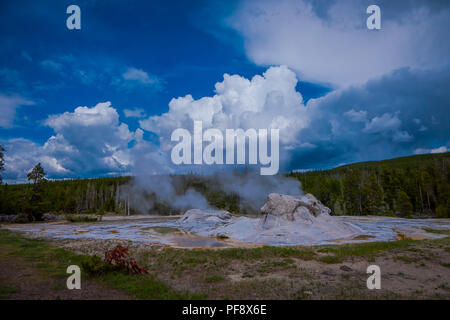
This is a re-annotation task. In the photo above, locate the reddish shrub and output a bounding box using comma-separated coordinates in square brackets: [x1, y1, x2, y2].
[104, 245, 148, 275]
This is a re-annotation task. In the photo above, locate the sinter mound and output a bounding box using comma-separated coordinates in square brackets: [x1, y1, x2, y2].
[178, 193, 361, 245]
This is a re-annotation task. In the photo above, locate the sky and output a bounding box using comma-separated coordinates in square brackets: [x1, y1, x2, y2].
[0, 0, 449, 183]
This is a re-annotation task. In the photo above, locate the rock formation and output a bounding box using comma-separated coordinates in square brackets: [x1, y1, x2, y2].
[178, 209, 232, 233]
[259, 193, 331, 228]
[255, 193, 361, 243]
[177, 193, 362, 245]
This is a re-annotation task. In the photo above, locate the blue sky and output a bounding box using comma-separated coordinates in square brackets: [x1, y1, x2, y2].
[0, 0, 449, 182]
[0, 0, 328, 142]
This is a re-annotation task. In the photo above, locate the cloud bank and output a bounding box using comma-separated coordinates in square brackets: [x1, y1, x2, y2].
[2, 65, 448, 183]
[228, 0, 450, 87]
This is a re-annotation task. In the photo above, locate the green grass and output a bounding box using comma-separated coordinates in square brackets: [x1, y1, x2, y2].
[293, 286, 312, 300]
[205, 275, 225, 283]
[318, 255, 343, 264]
[257, 259, 297, 273]
[0, 229, 204, 299]
[52, 284, 65, 291]
[141, 245, 317, 268]
[97, 272, 203, 299]
[394, 255, 417, 263]
[316, 240, 414, 259]
[423, 228, 450, 236]
[0, 286, 19, 298]
[141, 237, 441, 274]
[1, 225, 449, 300]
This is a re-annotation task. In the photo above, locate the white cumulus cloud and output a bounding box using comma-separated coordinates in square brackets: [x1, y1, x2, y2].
[229, 0, 450, 87]
[140, 65, 309, 152]
[2, 65, 449, 181]
[2, 102, 145, 182]
[0, 94, 34, 128]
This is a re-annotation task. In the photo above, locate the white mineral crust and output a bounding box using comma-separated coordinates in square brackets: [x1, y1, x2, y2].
[177, 193, 362, 245]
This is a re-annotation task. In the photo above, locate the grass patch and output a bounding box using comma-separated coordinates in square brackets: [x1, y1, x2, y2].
[318, 255, 343, 264]
[138, 244, 317, 276]
[97, 272, 204, 299]
[423, 228, 450, 236]
[2, 224, 448, 300]
[145, 245, 316, 265]
[0, 286, 19, 298]
[293, 286, 312, 300]
[316, 240, 413, 260]
[205, 275, 224, 283]
[257, 259, 297, 273]
[0, 229, 203, 299]
[394, 255, 417, 263]
[52, 284, 65, 291]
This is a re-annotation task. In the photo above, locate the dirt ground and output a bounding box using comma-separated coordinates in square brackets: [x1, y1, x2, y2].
[0, 246, 131, 300]
[0, 224, 449, 300]
[49, 236, 450, 300]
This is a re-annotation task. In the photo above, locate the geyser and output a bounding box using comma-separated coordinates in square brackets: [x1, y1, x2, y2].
[122, 171, 303, 215]
[177, 193, 362, 245]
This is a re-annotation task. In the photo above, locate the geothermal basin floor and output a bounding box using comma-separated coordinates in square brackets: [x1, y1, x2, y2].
[3, 215, 450, 248]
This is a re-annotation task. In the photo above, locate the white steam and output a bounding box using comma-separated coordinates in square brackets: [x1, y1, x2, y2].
[121, 170, 302, 215]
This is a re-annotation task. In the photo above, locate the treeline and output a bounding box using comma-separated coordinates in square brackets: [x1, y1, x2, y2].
[0, 172, 244, 217]
[288, 152, 449, 218]
[0, 174, 132, 216]
[0, 148, 448, 219]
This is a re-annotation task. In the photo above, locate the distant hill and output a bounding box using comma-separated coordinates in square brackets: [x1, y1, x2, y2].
[289, 152, 449, 217]
[334, 152, 449, 171]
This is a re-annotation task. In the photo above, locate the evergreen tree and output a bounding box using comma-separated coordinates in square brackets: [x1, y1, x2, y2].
[395, 191, 413, 217]
[435, 204, 448, 218]
[362, 173, 385, 215]
[26, 163, 48, 220]
[343, 169, 363, 215]
[27, 163, 46, 184]
[421, 171, 434, 212]
[0, 145, 5, 185]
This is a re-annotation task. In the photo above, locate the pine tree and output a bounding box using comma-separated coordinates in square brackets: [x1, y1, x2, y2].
[396, 191, 413, 217]
[435, 204, 448, 218]
[0, 145, 5, 185]
[343, 169, 363, 215]
[27, 163, 46, 185]
[26, 163, 48, 220]
[362, 173, 385, 215]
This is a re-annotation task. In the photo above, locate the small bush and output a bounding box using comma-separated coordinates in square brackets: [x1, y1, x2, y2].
[105, 245, 148, 275]
[80, 255, 121, 276]
[318, 255, 343, 264]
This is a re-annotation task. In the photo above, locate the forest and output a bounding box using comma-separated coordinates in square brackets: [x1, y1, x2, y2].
[289, 152, 449, 218]
[0, 143, 448, 219]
